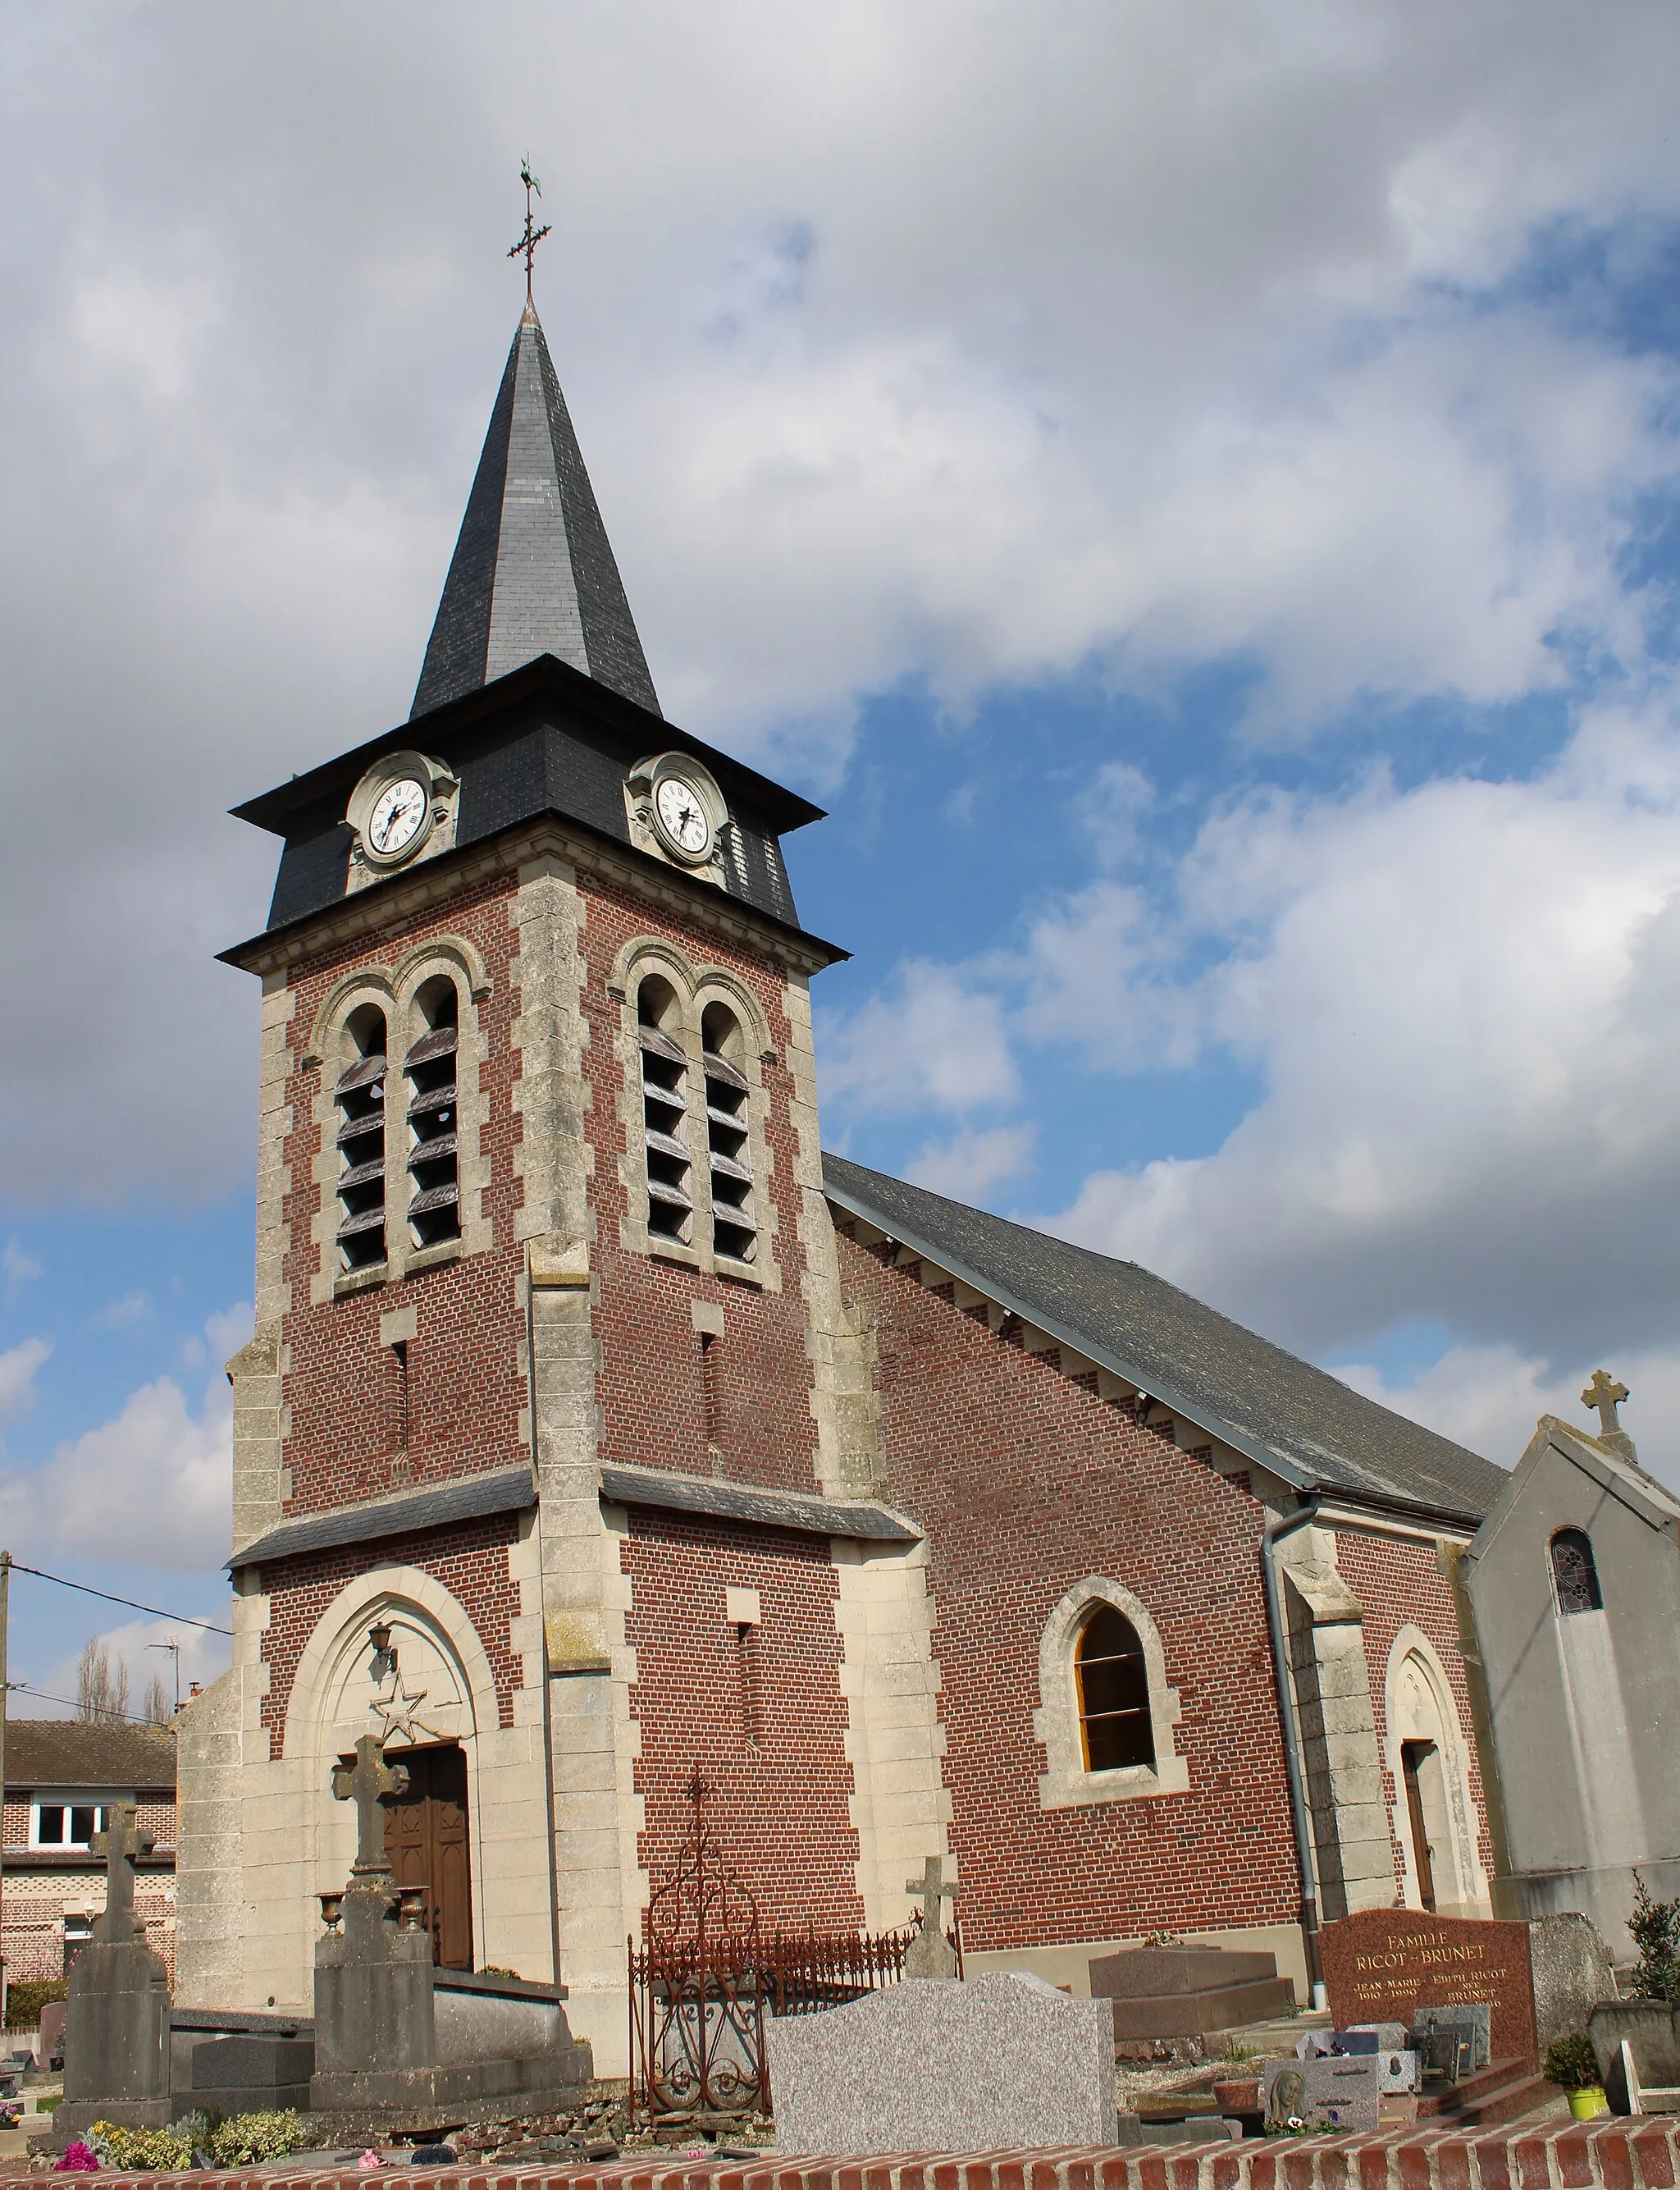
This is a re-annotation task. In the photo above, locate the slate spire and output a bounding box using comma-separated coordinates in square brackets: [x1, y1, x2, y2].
[411, 304, 661, 720]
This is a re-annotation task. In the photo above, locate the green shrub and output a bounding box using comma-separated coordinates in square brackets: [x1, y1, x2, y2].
[90, 2109, 308, 2169]
[1542, 2032, 1601, 2090]
[6, 1977, 66, 2028]
[1630, 1879, 1680, 2003]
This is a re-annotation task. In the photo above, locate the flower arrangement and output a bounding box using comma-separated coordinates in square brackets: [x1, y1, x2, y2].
[52, 2142, 98, 2173]
[85, 2109, 309, 2171]
[1541, 2033, 1601, 2091]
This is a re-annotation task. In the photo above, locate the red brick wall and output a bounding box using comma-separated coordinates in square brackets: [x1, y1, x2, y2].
[622, 1511, 863, 1934]
[837, 1230, 1303, 1955]
[1335, 1531, 1498, 1895]
[579, 877, 824, 1499]
[278, 873, 527, 1518]
[260, 1516, 523, 1759]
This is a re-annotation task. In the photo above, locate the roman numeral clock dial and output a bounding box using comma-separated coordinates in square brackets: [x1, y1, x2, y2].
[368, 778, 430, 857]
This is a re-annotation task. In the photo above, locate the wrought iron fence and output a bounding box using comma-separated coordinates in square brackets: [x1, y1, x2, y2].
[627, 1774, 961, 2121]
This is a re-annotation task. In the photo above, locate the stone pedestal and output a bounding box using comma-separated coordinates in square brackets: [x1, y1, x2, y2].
[56, 1936, 171, 2141]
[310, 1881, 592, 2130]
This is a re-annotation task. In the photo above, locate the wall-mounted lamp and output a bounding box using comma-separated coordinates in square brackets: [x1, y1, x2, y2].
[368, 1621, 397, 1680]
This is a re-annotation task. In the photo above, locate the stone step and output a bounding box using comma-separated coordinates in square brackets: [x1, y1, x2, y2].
[1416, 2055, 1556, 2128]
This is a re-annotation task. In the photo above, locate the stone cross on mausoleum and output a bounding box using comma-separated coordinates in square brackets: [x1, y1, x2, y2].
[902, 1854, 961, 1979]
[90, 1802, 154, 1944]
[331, 1733, 410, 1880]
[1582, 1369, 1637, 1461]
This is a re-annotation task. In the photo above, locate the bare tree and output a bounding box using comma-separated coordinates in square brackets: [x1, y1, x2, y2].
[76, 1639, 130, 1726]
[141, 1673, 171, 1726]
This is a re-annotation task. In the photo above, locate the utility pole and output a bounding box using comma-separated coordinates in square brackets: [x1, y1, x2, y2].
[0, 1550, 11, 2028]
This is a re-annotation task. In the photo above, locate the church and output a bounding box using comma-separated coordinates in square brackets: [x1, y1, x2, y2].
[173, 288, 1513, 2075]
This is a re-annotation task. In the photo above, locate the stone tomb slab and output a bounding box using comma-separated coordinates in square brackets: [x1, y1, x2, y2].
[1317, 1911, 1536, 2064]
[765, 1971, 1116, 2155]
[1088, 1945, 1295, 2038]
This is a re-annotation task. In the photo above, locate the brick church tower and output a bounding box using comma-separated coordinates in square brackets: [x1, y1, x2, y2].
[177, 291, 1512, 2065]
[174, 299, 934, 2065]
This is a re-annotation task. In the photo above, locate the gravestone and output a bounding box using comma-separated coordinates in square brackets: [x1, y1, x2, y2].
[1317, 1910, 1536, 2062]
[1088, 1944, 1295, 2037]
[1262, 2054, 1382, 2133]
[1531, 1913, 1617, 2051]
[312, 1735, 591, 2128]
[765, 1970, 1116, 2154]
[902, 1856, 960, 1981]
[56, 1805, 171, 2142]
[1417, 2000, 1491, 2069]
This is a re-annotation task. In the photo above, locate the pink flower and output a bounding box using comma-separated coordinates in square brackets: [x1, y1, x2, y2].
[357, 2151, 384, 2170]
[53, 2142, 99, 2172]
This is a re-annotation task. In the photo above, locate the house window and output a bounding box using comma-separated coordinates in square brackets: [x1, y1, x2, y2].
[405, 977, 462, 1250]
[638, 978, 692, 1246]
[1551, 1529, 1603, 1615]
[1075, 1604, 1156, 1772]
[34, 1804, 105, 1849]
[336, 1005, 388, 1270]
[63, 1913, 93, 1973]
[701, 1003, 756, 1264]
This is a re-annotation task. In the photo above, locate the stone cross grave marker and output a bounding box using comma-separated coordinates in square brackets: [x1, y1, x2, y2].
[903, 1854, 960, 1979]
[89, 1803, 153, 1943]
[331, 1733, 410, 1879]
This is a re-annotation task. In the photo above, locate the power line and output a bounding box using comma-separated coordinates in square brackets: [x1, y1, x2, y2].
[8, 1682, 177, 1729]
[7, 1561, 231, 1637]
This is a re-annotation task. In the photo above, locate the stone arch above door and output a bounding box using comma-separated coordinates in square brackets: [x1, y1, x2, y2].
[1383, 1623, 1489, 1918]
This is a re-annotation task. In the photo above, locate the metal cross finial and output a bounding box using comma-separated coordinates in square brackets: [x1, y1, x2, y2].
[507, 155, 553, 307]
[90, 1801, 154, 1944]
[331, 1732, 410, 1879]
[1582, 1369, 1630, 1440]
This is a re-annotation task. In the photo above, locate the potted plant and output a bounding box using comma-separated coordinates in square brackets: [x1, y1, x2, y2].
[1543, 2032, 1609, 2119]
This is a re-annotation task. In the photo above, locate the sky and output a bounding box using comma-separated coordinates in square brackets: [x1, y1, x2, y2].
[2, 0, 1680, 1709]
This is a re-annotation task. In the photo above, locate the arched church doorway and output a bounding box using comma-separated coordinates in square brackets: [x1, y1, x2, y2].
[1384, 1625, 1489, 1918]
[382, 1743, 472, 1969]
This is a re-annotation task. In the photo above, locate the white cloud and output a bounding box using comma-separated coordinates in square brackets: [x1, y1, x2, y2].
[0, 1338, 52, 1442]
[93, 1291, 151, 1332]
[0, 1308, 244, 1571]
[819, 962, 1020, 1118]
[3, 1242, 41, 1292]
[2, 4, 1680, 1191]
[905, 1123, 1038, 1202]
[1337, 1337, 1680, 1490]
[19, 1616, 231, 1725]
[1043, 696, 1680, 1365]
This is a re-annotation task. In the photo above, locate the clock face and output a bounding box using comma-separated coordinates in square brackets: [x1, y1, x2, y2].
[655, 774, 712, 859]
[367, 777, 430, 860]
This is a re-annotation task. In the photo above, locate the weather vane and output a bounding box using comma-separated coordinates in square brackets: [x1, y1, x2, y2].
[507, 156, 552, 305]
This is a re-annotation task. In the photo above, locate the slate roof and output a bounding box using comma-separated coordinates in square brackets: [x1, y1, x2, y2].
[412, 304, 660, 720]
[822, 1154, 1508, 1526]
[230, 1465, 536, 1571]
[600, 1462, 920, 1542]
[7, 1720, 176, 1790]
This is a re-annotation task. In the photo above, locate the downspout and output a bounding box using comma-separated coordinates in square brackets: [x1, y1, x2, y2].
[1262, 1497, 1327, 2010]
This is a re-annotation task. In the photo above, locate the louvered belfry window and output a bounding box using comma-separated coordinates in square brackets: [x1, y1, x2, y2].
[406, 981, 462, 1250]
[701, 1004, 756, 1264]
[639, 981, 692, 1246]
[336, 1009, 389, 1270]
[1550, 1528, 1604, 1615]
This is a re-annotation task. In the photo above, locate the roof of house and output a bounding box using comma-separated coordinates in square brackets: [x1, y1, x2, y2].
[821, 1153, 1509, 1526]
[6, 1720, 176, 1790]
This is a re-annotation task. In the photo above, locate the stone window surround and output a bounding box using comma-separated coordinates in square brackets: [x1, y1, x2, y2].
[607, 935, 780, 1292]
[1034, 1575, 1189, 1809]
[301, 938, 493, 1305]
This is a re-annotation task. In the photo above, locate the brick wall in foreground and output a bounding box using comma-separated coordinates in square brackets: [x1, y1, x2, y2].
[16, 2116, 1678, 2190]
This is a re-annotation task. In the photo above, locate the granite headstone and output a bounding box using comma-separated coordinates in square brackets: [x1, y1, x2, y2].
[765, 1972, 1116, 2154]
[1529, 1913, 1617, 2052]
[1317, 1910, 1536, 2062]
[1416, 2001, 1491, 2069]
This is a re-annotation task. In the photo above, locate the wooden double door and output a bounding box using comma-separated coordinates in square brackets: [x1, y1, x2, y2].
[382, 1743, 473, 1970]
